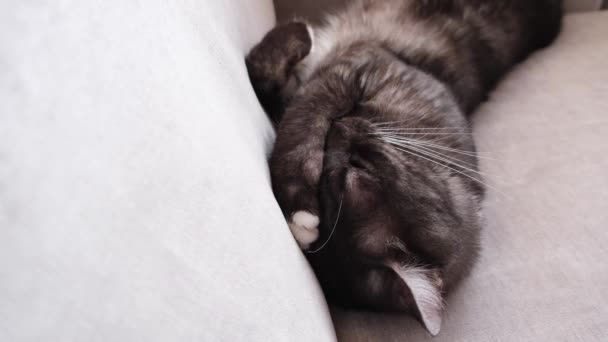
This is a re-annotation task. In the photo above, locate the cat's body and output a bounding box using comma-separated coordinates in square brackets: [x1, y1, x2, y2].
[246, 0, 562, 335]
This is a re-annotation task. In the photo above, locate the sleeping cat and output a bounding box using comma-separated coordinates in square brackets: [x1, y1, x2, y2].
[246, 0, 562, 335]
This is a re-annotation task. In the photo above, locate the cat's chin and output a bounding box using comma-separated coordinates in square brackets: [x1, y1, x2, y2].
[288, 211, 320, 250]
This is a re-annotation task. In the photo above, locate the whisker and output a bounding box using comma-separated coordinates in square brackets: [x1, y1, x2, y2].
[376, 131, 455, 145]
[382, 138, 490, 178]
[378, 137, 511, 184]
[389, 145, 508, 196]
[370, 121, 472, 130]
[382, 137, 481, 170]
[372, 131, 474, 136]
[369, 120, 415, 127]
[386, 136, 478, 155]
[372, 133, 498, 156]
[378, 134, 499, 160]
[371, 126, 472, 131]
[306, 195, 344, 255]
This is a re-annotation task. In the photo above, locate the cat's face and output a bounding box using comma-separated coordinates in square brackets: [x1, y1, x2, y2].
[308, 116, 483, 335]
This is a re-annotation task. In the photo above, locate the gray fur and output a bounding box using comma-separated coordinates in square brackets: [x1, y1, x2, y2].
[246, 0, 562, 335]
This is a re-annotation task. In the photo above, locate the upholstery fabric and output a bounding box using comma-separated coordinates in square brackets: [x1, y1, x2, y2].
[0, 1, 336, 341]
[566, 0, 603, 11]
[333, 11, 608, 342]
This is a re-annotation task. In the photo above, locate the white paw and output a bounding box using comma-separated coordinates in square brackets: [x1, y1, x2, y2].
[288, 211, 320, 250]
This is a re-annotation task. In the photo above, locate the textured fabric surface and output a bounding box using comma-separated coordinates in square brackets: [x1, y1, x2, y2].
[0, 1, 336, 341]
[566, 0, 603, 11]
[333, 11, 608, 342]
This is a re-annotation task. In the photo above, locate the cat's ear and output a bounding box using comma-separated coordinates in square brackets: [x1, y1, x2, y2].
[246, 22, 312, 123]
[387, 262, 444, 336]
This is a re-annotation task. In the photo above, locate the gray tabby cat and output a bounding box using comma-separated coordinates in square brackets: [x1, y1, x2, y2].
[246, 0, 562, 335]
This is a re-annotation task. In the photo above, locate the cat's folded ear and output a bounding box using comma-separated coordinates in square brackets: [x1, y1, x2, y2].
[387, 262, 445, 336]
[245, 22, 312, 124]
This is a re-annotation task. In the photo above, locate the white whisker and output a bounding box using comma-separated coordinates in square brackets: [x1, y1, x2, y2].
[382, 137, 481, 169]
[377, 136, 511, 187]
[306, 196, 344, 255]
[372, 126, 471, 131]
[372, 131, 474, 136]
[382, 138, 488, 177]
[370, 121, 472, 130]
[378, 131, 454, 146]
[389, 145, 507, 196]
[378, 134, 499, 160]
[372, 132, 497, 157]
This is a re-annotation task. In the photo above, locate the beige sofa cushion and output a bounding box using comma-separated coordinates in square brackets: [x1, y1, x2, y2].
[333, 11, 608, 342]
[565, 0, 603, 11]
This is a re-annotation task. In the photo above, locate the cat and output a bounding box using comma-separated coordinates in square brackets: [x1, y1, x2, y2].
[246, 0, 562, 335]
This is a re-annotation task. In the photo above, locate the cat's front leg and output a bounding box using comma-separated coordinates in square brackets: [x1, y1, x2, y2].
[270, 73, 358, 250]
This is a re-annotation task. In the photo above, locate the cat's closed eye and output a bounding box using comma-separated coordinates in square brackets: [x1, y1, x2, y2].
[349, 155, 368, 170]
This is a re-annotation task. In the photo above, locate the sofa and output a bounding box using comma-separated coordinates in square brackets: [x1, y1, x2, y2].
[1, 1, 606, 341]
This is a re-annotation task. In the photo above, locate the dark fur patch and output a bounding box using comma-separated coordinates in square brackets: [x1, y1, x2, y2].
[246, 22, 312, 124]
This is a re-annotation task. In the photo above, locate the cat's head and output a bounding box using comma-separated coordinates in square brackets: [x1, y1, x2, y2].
[308, 116, 483, 336]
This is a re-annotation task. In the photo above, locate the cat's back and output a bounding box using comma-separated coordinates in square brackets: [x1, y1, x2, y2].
[299, 0, 562, 111]
[301, 0, 448, 78]
[305, 0, 559, 65]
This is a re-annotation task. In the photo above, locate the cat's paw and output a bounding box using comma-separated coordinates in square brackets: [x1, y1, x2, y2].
[288, 211, 320, 250]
